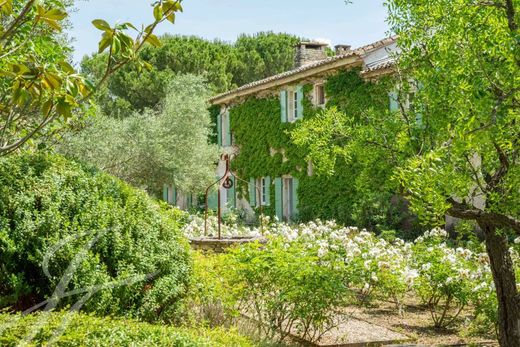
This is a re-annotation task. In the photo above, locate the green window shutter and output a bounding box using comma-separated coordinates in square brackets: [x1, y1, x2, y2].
[389, 91, 399, 112]
[264, 176, 271, 206]
[228, 176, 236, 209]
[225, 111, 232, 146]
[291, 178, 299, 219]
[274, 177, 283, 221]
[187, 194, 193, 208]
[280, 90, 288, 123]
[249, 177, 256, 207]
[173, 187, 177, 206]
[162, 184, 168, 202]
[207, 189, 218, 211]
[296, 85, 304, 119]
[217, 114, 222, 147]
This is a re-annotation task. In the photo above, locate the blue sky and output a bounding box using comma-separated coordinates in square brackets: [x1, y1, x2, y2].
[68, 0, 390, 63]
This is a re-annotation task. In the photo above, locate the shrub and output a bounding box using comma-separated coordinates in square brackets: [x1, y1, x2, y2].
[184, 251, 237, 327]
[0, 153, 191, 323]
[410, 229, 480, 328]
[0, 311, 254, 346]
[225, 235, 351, 343]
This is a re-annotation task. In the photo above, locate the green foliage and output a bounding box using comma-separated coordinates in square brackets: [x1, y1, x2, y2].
[0, 0, 182, 155]
[230, 69, 423, 234]
[0, 153, 192, 322]
[0, 311, 254, 346]
[386, 0, 520, 225]
[184, 252, 237, 328]
[82, 32, 302, 118]
[58, 74, 219, 195]
[224, 237, 351, 343]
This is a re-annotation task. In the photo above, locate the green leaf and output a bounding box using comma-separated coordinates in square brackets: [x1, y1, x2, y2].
[92, 19, 111, 31]
[153, 4, 163, 21]
[44, 8, 67, 21]
[59, 61, 76, 74]
[98, 32, 113, 53]
[145, 34, 161, 48]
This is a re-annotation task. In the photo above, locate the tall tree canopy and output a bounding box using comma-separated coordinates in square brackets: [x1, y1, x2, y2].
[81, 32, 302, 118]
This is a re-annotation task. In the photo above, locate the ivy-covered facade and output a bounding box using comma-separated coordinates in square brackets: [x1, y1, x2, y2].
[208, 38, 406, 229]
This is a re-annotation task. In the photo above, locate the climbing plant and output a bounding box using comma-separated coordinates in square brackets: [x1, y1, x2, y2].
[228, 68, 424, 235]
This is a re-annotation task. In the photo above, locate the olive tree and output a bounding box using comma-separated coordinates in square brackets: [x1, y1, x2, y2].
[59, 74, 219, 195]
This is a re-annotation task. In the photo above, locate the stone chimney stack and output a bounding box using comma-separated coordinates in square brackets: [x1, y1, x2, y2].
[294, 42, 329, 68]
[334, 44, 352, 55]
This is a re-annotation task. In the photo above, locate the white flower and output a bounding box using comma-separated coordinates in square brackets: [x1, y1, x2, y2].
[514, 237, 520, 244]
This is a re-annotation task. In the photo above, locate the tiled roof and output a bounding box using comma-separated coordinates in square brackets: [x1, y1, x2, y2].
[362, 59, 395, 75]
[210, 36, 397, 104]
[209, 51, 357, 103]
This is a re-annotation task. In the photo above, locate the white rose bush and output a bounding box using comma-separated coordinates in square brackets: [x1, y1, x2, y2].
[183, 218, 519, 340]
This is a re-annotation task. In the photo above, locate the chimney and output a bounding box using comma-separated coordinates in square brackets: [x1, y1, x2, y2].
[334, 44, 352, 55]
[294, 41, 328, 68]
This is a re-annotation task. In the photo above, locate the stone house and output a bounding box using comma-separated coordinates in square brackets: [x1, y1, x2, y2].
[163, 37, 401, 224]
[197, 37, 400, 223]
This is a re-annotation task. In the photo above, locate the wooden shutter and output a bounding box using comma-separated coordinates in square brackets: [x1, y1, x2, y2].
[217, 114, 222, 146]
[162, 184, 168, 202]
[173, 187, 178, 206]
[389, 91, 399, 112]
[280, 90, 288, 123]
[225, 111, 232, 146]
[291, 178, 299, 220]
[296, 86, 304, 119]
[249, 178, 256, 207]
[264, 176, 271, 206]
[275, 177, 283, 221]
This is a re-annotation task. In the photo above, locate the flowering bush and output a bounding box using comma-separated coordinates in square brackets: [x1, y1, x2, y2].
[188, 218, 519, 335]
[410, 228, 483, 328]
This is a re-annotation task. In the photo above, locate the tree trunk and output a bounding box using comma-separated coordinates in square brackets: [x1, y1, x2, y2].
[479, 221, 520, 347]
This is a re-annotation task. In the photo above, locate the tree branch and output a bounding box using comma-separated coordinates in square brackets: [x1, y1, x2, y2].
[447, 198, 520, 234]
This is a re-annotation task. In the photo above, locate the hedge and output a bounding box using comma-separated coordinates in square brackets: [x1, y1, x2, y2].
[0, 153, 191, 322]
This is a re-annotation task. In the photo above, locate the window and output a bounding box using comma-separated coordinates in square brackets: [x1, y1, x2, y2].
[256, 177, 269, 206]
[282, 177, 294, 221]
[287, 90, 297, 122]
[314, 84, 325, 106]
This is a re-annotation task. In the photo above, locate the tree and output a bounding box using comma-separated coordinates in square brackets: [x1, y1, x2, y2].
[294, 0, 519, 345]
[81, 32, 302, 118]
[58, 74, 219, 195]
[232, 32, 301, 86]
[0, 0, 183, 155]
[387, 1, 520, 345]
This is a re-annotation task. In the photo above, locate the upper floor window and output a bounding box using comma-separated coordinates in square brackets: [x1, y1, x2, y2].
[287, 90, 299, 122]
[314, 84, 325, 106]
[280, 86, 304, 123]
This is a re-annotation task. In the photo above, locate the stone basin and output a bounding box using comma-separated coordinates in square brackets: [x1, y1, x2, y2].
[189, 236, 266, 253]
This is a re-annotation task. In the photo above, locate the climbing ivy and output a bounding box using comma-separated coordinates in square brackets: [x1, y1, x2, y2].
[229, 68, 424, 236]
